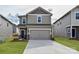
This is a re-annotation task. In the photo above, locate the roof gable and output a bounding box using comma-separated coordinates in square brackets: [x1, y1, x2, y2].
[27, 7, 52, 15]
[53, 5, 78, 24]
[0, 15, 15, 25]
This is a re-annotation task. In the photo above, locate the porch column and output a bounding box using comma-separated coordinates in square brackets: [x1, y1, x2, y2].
[70, 26, 72, 38]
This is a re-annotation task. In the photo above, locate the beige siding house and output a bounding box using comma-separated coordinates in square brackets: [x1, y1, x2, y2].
[0, 15, 15, 38]
[53, 6, 79, 38]
[18, 7, 52, 40]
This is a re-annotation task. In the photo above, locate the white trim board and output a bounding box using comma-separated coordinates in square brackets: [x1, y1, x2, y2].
[28, 28, 51, 35]
[29, 28, 51, 30]
[28, 14, 51, 16]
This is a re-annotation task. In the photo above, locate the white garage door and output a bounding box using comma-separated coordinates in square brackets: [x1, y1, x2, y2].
[30, 30, 50, 40]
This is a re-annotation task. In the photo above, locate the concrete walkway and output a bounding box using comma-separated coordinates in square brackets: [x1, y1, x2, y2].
[23, 40, 79, 54]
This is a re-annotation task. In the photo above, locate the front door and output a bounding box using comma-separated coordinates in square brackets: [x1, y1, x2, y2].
[21, 30, 25, 38]
[72, 28, 76, 38]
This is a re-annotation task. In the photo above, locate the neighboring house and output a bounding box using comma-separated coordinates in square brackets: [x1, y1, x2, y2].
[18, 7, 52, 40]
[0, 15, 16, 37]
[53, 5, 79, 38]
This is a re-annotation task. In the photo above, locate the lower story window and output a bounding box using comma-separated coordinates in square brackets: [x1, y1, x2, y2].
[67, 28, 70, 33]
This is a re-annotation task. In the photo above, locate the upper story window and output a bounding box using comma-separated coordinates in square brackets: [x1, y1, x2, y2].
[37, 16, 42, 23]
[76, 13, 79, 19]
[22, 19, 26, 24]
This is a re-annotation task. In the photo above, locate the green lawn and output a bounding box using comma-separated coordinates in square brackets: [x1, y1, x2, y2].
[54, 36, 79, 51]
[0, 38, 28, 54]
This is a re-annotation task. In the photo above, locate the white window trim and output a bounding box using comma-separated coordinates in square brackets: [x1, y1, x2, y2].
[67, 28, 70, 33]
[37, 15, 42, 24]
[75, 12, 79, 20]
[22, 18, 26, 24]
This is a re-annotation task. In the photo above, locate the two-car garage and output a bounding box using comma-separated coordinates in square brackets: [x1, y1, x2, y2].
[29, 28, 51, 40]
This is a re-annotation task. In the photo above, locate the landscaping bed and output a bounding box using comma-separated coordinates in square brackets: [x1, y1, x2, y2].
[0, 38, 28, 54]
[54, 36, 79, 51]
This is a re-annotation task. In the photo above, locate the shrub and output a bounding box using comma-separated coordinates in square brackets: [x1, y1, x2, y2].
[12, 33, 19, 40]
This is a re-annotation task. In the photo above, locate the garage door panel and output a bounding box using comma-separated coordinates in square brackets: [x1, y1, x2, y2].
[30, 30, 50, 40]
[39, 31, 50, 38]
[30, 31, 39, 37]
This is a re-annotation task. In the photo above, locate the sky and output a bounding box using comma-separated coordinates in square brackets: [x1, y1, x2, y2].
[0, 5, 77, 23]
[0, 0, 78, 5]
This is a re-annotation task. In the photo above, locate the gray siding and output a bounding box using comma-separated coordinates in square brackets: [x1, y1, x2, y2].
[53, 12, 71, 37]
[71, 7, 79, 26]
[28, 14, 51, 24]
[0, 16, 13, 37]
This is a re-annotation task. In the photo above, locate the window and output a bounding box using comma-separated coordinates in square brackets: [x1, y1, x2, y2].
[66, 27, 70, 33]
[22, 19, 26, 24]
[37, 16, 42, 23]
[76, 13, 79, 19]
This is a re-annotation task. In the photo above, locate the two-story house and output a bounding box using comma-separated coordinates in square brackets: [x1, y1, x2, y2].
[53, 5, 79, 39]
[0, 15, 16, 38]
[18, 7, 52, 40]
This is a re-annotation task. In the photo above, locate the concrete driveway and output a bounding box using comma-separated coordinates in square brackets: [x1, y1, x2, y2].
[23, 40, 79, 54]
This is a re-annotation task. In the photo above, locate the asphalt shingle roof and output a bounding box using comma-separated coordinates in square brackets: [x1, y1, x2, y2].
[26, 7, 52, 15]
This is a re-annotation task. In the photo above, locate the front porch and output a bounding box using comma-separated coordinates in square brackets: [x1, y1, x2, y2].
[66, 26, 79, 39]
[19, 28, 27, 39]
[73, 26, 79, 38]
